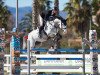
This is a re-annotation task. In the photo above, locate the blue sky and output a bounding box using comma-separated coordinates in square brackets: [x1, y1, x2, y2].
[5, 0, 69, 10]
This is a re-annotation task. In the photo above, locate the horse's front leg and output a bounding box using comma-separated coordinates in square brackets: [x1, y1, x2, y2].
[30, 39, 35, 50]
[28, 35, 35, 50]
[23, 37, 27, 49]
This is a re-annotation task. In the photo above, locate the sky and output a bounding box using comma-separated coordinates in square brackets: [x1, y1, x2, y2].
[5, 0, 69, 10]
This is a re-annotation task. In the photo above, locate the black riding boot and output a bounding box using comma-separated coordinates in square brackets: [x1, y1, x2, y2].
[39, 26, 44, 38]
[39, 30, 42, 38]
[39, 20, 46, 38]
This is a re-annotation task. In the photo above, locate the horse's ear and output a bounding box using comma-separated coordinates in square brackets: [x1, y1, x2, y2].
[64, 19, 67, 25]
[66, 18, 68, 21]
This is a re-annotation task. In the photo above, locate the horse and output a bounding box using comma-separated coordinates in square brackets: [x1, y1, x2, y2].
[28, 15, 67, 49]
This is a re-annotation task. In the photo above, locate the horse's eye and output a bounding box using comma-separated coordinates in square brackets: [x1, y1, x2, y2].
[58, 23, 60, 25]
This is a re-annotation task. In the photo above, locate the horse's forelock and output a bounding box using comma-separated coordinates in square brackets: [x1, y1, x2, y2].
[55, 16, 66, 26]
[54, 18, 60, 23]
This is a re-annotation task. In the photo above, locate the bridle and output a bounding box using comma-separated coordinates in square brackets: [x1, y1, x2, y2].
[46, 17, 66, 31]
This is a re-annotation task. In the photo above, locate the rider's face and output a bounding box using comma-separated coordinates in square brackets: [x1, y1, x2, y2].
[52, 10, 57, 15]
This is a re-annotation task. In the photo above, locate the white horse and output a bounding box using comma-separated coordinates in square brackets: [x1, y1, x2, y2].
[28, 15, 67, 49]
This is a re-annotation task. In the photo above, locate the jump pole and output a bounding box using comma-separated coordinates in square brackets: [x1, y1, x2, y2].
[89, 30, 98, 75]
[27, 39, 30, 75]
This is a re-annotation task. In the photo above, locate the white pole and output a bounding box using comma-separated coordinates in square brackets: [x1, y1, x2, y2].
[10, 41, 12, 75]
[16, 0, 18, 28]
[90, 0, 92, 30]
[82, 32, 85, 75]
[82, 40, 85, 75]
[10, 0, 18, 75]
[27, 39, 30, 75]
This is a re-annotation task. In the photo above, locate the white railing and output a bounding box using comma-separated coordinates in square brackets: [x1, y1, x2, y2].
[4, 54, 100, 74]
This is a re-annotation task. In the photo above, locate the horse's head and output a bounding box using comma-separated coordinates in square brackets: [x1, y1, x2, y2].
[53, 17, 67, 34]
[45, 16, 67, 37]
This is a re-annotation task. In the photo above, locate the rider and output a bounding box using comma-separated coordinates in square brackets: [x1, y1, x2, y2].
[52, 7, 58, 16]
[49, 7, 58, 20]
[39, 7, 58, 38]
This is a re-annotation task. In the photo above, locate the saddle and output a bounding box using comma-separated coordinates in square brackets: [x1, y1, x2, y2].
[49, 16, 55, 21]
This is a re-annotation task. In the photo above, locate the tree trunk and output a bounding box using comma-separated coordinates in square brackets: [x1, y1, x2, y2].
[54, 0, 59, 15]
[32, 0, 40, 29]
[96, 9, 100, 26]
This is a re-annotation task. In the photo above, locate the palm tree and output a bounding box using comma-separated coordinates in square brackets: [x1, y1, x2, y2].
[91, 0, 100, 38]
[64, 2, 74, 26]
[32, 0, 39, 29]
[63, 1, 75, 38]
[38, 0, 46, 12]
[7, 15, 15, 31]
[54, 0, 59, 15]
[92, 0, 100, 15]
[64, 0, 91, 38]
[79, 0, 91, 37]
[32, 0, 52, 29]
[0, 0, 11, 30]
[38, 0, 52, 11]
[19, 12, 32, 31]
[46, 0, 52, 11]
[96, 12, 100, 26]
[91, 0, 100, 26]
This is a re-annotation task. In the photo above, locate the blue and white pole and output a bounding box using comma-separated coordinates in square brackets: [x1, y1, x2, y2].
[10, 0, 20, 74]
[89, 30, 98, 75]
[10, 28, 20, 75]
